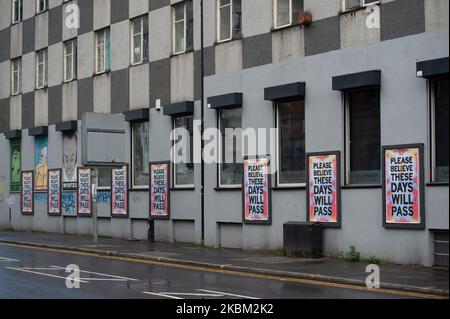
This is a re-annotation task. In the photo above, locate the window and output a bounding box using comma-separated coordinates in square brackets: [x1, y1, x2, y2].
[172, 1, 193, 55]
[97, 167, 111, 190]
[343, 0, 380, 11]
[219, 108, 243, 187]
[131, 16, 149, 65]
[345, 89, 381, 185]
[36, 0, 48, 13]
[217, 0, 242, 42]
[12, 0, 23, 23]
[431, 77, 449, 183]
[277, 100, 306, 186]
[173, 115, 194, 187]
[132, 122, 150, 188]
[11, 58, 21, 95]
[64, 39, 77, 82]
[36, 49, 48, 89]
[273, 0, 303, 29]
[95, 28, 111, 74]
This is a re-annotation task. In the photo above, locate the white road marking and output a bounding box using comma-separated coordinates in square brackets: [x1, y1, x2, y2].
[0, 257, 20, 262]
[5, 267, 88, 283]
[158, 292, 224, 297]
[50, 265, 138, 281]
[197, 289, 260, 299]
[142, 292, 184, 299]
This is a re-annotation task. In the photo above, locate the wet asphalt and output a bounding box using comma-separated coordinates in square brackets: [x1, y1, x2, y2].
[0, 243, 418, 299]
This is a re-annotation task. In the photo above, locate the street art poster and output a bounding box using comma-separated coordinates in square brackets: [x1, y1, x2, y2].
[63, 132, 78, 190]
[34, 135, 48, 191]
[47, 169, 62, 216]
[150, 162, 170, 219]
[306, 152, 341, 227]
[243, 156, 271, 225]
[10, 139, 21, 192]
[77, 168, 92, 216]
[111, 165, 128, 217]
[21, 171, 34, 215]
[383, 144, 425, 229]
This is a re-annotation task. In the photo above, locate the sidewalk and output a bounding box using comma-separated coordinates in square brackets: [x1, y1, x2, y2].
[0, 230, 448, 297]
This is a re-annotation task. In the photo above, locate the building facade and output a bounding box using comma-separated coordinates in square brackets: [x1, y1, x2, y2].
[0, 0, 448, 267]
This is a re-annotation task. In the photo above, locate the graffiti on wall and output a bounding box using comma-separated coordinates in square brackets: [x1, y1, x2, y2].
[96, 191, 111, 204]
[35, 136, 49, 191]
[62, 192, 76, 214]
[63, 132, 78, 190]
[34, 192, 48, 203]
[10, 139, 21, 192]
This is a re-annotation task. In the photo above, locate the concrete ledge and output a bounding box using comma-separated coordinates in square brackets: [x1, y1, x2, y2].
[0, 239, 447, 297]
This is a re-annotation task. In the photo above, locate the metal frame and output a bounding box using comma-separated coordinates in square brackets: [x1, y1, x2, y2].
[382, 143, 426, 230]
[306, 151, 342, 228]
[111, 164, 130, 218]
[242, 155, 272, 225]
[149, 161, 171, 220]
[47, 168, 62, 216]
[21, 171, 34, 216]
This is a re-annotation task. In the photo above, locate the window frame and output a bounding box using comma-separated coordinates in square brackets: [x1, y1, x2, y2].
[36, 0, 49, 14]
[216, 0, 233, 43]
[11, 58, 21, 95]
[342, 0, 381, 11]
[63, 39, 77, 82]
[12, 0, 23, 24]
[273, 0, 293, 30]
[35, 49, 47, 90]
[172, 1, 193, 55]
[218, 108, 243, 188]
[131, 121, 150, 189]
[275, 99, 307, 188]
[130, 16, 144, 65]
[172, 115, 195, 189]
[344, 88, 381, 186]
[429, 77, 449, 184]
[95, 28, 110, 75]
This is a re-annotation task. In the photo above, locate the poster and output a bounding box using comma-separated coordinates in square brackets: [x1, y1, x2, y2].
[35, 135, 48, 191]
[63, 132, 78, 190]
[383, 144, 425, 229]
[243, 156, 271, 225]
[21, 171, 34, 215]
[10, 139, 21, 192]
[77, 168, 92, 216]
[111, 165, 128, 217]
[150, 162, 170, 219]
[306, 152, 341, 227]
[47, 169, 62, 215]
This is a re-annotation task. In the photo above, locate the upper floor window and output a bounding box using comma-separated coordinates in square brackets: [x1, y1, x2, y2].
[431, 77, 449, 183]
[343, 0, 380, 11]
[11, 58, 21, 95]
[36, 0, 48, 13]
[219, 108, 243, 187]
[172, 1, 193, 55]
[12, 0, 23, 23]
[131, 15, 149, 65]
[64, 39, 77, 82]
[173, 115, 194, 188]
[217, 0, 242, 43]
[276, 99, 306, 186]
[132, 121, 150, 188]
[36, 49, 48, 89]
[345, 89, 381, 185]
[95, 28, 111, 74]
[273, 0, 303, 29]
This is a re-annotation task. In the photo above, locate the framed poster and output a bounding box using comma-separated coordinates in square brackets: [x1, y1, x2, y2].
[47, 169, 62, 216]
[35, 135, 48, 191]
[63, 132, 78, 190]
[306, 151, 341, 228]
[149, 161, 170, 220]
[111, 165, 129, 218]
[21, 171, 34, 215]
[10, 139, 21, 192]
[77, 167, 92, 216]
[382, 144, 425, 229]
[242, 156, 272, 225]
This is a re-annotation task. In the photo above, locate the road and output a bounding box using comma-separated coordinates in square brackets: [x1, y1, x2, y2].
[0, 242, 437, 299]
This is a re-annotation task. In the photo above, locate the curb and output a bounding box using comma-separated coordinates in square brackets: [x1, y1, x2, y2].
[1, 239, 448, 298]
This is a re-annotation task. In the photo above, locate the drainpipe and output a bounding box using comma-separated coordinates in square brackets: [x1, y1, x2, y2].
[200, 0, 205, 244]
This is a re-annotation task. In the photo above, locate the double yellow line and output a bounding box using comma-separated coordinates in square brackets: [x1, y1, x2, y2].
[1, 242, 447, 300]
